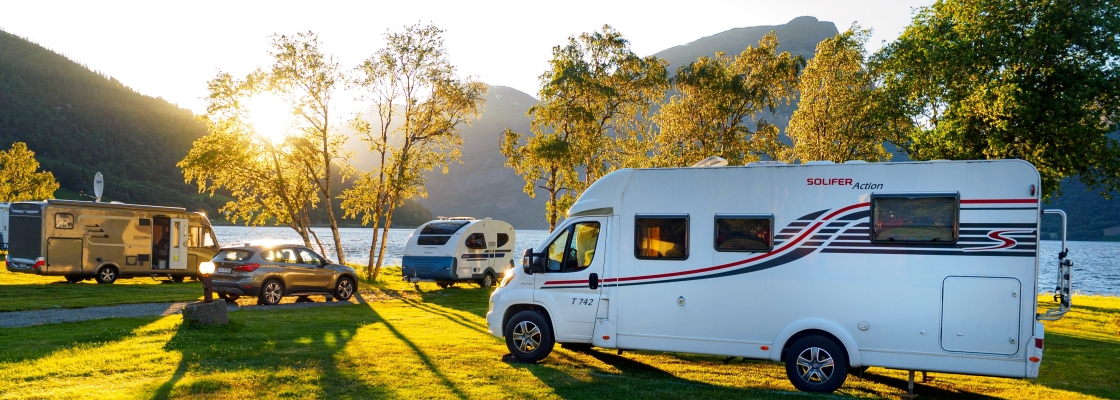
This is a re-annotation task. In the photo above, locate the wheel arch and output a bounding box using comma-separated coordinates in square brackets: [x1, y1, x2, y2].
[501, 303, 554, 338]
[771, 319, 862, 367]
[95, 261, 120, 274]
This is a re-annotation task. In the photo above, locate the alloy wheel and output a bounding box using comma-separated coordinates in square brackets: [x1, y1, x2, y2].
[264, 282, 282, 304]
[796, 346, 835, 384]
[100, 269, 115, 281]
[512, 320, 541, 353]
[337, 279, 354, 299]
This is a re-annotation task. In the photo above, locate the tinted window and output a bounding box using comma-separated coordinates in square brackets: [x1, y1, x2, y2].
[54, 213, 75, 229]
[635, 216, 688, 260]
[297, 249, 324, 265]
[216, 250, 254, 261]
[715, 216, 772, 251]
[417, 235, 451, 245]
[262, 248, 299, 263]
[420, 221, 470, 235]
[465, 233, 486, 249]
[497, 233, 510, 247]
[543, 221, 601, 273]
[871, 194, 958, 242]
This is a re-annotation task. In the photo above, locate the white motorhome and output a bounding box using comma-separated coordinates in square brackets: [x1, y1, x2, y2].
[486, 160, 1073, 393]
[402, 217, 516, 288]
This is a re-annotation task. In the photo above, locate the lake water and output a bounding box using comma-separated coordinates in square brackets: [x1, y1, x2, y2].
[213, 226, 1118, 295]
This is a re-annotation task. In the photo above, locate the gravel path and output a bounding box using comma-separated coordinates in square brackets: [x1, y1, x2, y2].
[0, 298, 362, 328]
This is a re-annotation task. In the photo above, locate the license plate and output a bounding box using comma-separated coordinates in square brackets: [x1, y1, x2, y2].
[217, 267, 232, 274]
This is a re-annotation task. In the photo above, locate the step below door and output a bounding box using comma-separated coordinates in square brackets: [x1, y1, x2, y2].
[941, 276, 1021, 355]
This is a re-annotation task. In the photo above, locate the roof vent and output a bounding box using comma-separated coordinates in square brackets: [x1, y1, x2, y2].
[691, 156, 728, 168]
[804, 160, 835, 165]
[747, 161, 787, 166]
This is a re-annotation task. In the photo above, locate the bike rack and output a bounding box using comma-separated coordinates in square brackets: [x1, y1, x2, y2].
[1038, 209, 1072, 321]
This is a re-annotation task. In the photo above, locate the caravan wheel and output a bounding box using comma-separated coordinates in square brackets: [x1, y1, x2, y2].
[785, 335, 849, 393]
[479, 271, 495, 288]
[95, 267, 118, 284]
[504, 310, 554, 363]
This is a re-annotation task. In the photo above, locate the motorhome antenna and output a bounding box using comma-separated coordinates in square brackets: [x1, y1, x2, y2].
[94, 172, 104, 203]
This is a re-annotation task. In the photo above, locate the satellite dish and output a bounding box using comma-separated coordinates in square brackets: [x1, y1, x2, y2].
[94, 172, 104, 202]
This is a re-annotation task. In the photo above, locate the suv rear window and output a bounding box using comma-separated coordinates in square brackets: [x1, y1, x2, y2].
[420, 221, 470, 235]
[216, 249, 254, 261]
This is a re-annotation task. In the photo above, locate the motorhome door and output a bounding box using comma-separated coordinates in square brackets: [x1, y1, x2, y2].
[533, 217, 606, 339]
[169, 218, 188, 270]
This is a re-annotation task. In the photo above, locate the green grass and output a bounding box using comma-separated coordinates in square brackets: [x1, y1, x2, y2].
[0, 274, 1117, 399]
[0, 270, 203, 312]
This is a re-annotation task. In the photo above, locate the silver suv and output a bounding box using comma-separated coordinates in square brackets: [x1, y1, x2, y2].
[210, 245, 358, 305]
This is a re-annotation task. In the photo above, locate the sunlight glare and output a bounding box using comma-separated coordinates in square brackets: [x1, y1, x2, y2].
[244, 94, 293, 143]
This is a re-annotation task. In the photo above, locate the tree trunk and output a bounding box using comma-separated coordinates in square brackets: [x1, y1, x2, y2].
[366, 213, 382, 280]
[372, 199, 397, 280]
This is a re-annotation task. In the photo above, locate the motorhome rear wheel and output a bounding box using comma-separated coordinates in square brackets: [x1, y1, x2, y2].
[95, 266, 118, 284]
[785, 335, 849, 393]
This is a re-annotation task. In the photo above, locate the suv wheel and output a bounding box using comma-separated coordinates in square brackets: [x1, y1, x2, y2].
[334, 277, 355, 301]
[259, 280, 284, 305]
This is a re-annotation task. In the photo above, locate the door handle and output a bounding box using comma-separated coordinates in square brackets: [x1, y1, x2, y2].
[589, 273, 599, 290]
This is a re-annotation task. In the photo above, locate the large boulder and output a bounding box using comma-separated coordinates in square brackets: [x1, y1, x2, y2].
[182, 300, 229, 326]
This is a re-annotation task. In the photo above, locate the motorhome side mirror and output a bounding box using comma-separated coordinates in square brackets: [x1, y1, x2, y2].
[521, 248, 535, 275]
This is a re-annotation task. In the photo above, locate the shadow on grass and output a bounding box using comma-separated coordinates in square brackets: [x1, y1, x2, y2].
[149, 297, 391, 399]
[0, 317, 156, 364]
[1034, 331, 1120, 399]
[855, 370, 1002, 399]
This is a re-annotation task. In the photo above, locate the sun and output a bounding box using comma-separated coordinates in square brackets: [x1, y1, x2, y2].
[243, 94, 293, 143]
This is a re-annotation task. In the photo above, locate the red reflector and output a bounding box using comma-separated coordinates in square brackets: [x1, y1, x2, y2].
[1029, 356, 1040, 362]
[32, 259, 44, 270]
[241, 285, 252, 289]
[761, 346, 770, 351]
[234, 263, 260, 272]
[602, 336, 610, 340]
[1035, 338, 1044, 349]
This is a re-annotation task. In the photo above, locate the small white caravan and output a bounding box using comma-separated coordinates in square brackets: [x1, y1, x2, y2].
[486, 159, 1074, 394]
[402, 217, 516, 288]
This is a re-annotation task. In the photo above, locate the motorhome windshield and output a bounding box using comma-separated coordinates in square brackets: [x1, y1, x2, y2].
[8, 203, 43, 259]
[420, 221, 470, 235]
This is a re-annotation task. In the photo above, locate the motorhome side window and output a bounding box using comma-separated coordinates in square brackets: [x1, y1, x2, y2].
[871, 194, 959, 243]
[715, 215, 772, 251]
[465, 233, 486, 249]
[635, 216, 689, 260]
[545, 221, 601, 273]
[54, 213, 75, 229]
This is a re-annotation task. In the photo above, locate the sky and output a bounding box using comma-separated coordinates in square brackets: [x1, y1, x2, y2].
[0, 0, 933, 115]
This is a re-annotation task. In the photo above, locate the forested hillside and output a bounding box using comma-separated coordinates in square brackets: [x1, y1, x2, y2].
[0, 29, 433, 227]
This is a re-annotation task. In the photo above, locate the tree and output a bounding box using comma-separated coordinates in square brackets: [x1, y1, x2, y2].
[344, 24, 486, 280]
[179, 72, 323, 250]
[499, 130, 579, 231]
[266, 32, 351, 264]
[0, 142, 58, 201]
[875, 0, 1120, 198]
[503, 25, 666, 230]
[655, 32, 803, 167]
[785, 27, 900, 163]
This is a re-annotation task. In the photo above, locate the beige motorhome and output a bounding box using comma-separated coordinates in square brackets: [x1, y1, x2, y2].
[5, 200, 220, 284]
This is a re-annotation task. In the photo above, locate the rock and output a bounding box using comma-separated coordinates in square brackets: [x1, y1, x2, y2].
[182, 300, 229, 326]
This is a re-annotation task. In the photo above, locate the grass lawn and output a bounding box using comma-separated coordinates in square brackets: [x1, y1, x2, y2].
[0, 272, 1116, 399]
[0, 271, 204, 312]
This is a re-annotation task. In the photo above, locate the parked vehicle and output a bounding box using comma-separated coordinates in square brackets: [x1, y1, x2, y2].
[486, 159, 1073, 393]
[401, 217, 516, 288]
[5, 200, 220, 283]
[209, 244, 358, 305]
[0, 202, 8, 250]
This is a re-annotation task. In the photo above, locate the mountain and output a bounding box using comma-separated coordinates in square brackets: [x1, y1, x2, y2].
[419, 17, 840, 229]
[0, 29, 433, 227]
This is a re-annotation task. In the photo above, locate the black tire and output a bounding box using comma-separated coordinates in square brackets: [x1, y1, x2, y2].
[220, 293, 241, 302]
[437, 282, 450, 289]
[785, 335, 849, 393]
[334, 277, 356, 300]
[95, 266, 118, 284]
[504, 310, 555, 363]
[64, 275, 83, 283]
[478, 271, 495, 288]
[172, 275, 185, 283]
[258, 279, 284, 305]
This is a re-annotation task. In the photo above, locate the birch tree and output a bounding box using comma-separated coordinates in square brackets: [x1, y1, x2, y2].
[0, 142, 58, 202]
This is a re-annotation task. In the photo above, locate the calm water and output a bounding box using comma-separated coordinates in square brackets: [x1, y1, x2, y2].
[213, 227, 1118, 295]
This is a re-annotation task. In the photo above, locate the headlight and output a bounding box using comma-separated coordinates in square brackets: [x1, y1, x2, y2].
[499, 268, 515, 287]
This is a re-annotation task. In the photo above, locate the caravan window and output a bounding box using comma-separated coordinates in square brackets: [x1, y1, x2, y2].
[191, 226, 218, 248]
[465, 233, 486, 249]
[420, 221, 470, 235]
[635, 215, 689, 260]
[417, 235, 452, 246]
[497, 233, 510, 247]
[54, 213, 75, 229]
[871, 194, 959, 243]
[715, 215, 773, 251]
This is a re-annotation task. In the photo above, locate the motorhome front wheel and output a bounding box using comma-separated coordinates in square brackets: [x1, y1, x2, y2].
[785, 335, 849, 393]
[504, 310, 554, 363]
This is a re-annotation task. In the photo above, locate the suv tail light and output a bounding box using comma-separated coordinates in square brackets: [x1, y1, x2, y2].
[234, 263, 260, 272]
